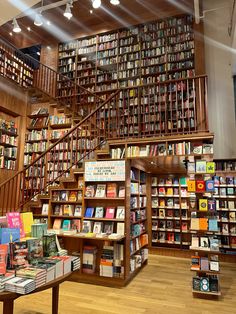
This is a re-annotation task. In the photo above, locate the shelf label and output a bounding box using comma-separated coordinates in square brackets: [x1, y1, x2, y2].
[85, 160, 125, 181]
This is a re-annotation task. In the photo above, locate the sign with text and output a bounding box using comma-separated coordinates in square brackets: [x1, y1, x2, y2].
[85, 160, 125, 182]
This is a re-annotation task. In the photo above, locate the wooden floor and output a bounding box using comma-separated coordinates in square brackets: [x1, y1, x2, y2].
[1, 255, 236, 314]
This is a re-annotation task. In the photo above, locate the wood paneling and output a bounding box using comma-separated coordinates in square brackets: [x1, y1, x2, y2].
[1, 255, 235, 314]
[0, 0, 194, 48]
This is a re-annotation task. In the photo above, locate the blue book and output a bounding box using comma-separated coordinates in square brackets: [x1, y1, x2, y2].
[85, 207, 94, 218]
[0, 228, 20, 244]
[208, 219, 218, 232]
[205, 180, 214, 192]
[62, 220, 71, 231]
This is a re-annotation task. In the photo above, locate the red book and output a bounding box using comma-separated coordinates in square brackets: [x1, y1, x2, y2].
[105, 207, 115, 219]
[196, 180, 205, 192]
[106, 183, 117, 198]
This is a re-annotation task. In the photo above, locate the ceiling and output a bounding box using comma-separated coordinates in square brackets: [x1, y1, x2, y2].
[0, 0, 40, 26]
[0, 0, 194, 48]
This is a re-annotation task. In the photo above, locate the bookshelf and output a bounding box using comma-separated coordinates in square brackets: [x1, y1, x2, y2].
[57, 14, 196, 102]
[214, 159, 236, 251]
[0, 114, 18, 170]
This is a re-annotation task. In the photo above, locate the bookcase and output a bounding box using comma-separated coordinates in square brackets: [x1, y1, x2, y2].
[188, 161, 221, 296]
[214, 159, 236, 251]
[0, 48, 33, 88]
[32, 159, 148, 286]
[0, 113, 18, 170]
[57, 14, 196, 101]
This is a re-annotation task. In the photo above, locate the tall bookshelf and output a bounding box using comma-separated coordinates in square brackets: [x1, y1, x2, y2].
[57, 14, 197, 100]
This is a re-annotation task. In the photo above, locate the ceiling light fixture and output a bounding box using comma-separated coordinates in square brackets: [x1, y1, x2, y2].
[110, 0, 120, 5]
[64, 1, 73, 20]
[27, 27, 31, 31]
[34, 13, 43, 26]
[12, 18, 21, 33]
[92, 0, 101, 9]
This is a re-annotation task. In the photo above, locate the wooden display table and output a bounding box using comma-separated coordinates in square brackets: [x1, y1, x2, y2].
[0, 272, 72, 314]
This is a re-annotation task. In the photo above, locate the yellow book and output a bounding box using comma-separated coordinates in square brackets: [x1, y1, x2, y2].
[187, 180, 196, 192]
[199, 199, 208, 211]
[20, 212, 34, 236]
[206, 162, 215, 174]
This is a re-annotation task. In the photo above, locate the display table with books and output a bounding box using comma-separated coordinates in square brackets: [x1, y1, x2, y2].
[0, 272, 72, 314]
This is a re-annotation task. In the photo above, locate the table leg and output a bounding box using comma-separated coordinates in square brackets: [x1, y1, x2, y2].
[3, 299, 14, 314]
[52, 285, 59, 314]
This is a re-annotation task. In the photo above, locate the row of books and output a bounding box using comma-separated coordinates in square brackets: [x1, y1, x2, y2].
[191, 255, 219, 272]
[29, 116, 49, 128]
[52, 190, 83, 202]
[190, 218, 218, 231]
[0, 118, 17, 132]
[85, 184, 125, 198]
[192, 276, 219, 293]
[0, 134, 17, 146]
[79, 220, 124, 235]
[84, 206, 125, 219]
[152, 220, 187, 230]
[130, 248, 148, 272]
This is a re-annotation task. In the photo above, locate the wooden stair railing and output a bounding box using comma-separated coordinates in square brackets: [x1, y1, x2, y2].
[0, 90, 120, 215]
[0, 36, 103, 118]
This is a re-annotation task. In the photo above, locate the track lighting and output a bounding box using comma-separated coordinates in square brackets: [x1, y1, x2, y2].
[110, 0, 120, 5]
[34, 13, 43, 26]
[92, 0, 101, 9]
[12, 18, 21, 33]
[64, 2, 73, 20]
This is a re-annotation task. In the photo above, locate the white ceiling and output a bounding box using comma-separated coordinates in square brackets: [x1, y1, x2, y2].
[0, 0, 40, 26]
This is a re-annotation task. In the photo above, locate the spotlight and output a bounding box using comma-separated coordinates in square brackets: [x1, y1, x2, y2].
[34, 13, 43, 26]
[110, 0, 120, 5]
[92, 0, 101, 9]
[64, 3, 73, 20]
[12, 18, 21, 33]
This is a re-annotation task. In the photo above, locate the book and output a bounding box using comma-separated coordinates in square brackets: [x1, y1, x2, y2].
[200, 257, 209, 271]
[195, 160, 206, 173]
[118, 186, 125, 198]
[209, 237, 219, 251]
[208, 199, 216, 212]
[95, 184, 106, 197]
[85, 207, 94, 218]
[43, 234, 58, 257]
[95, 207, 104, 218]
[81, 220, 92, 233]
[59, 191, 68, 201]
[0, 244, 8, 274]
[105, 207, 115, 219]
[74, 205, 82, 217]
[190, 218, 199, 230]
[26, 238, 43, 261]
[159, 208, 165, 218]
[63, 204, 74, 216]
[68, 191, 77, 202]
[106, 183, 117, 198]
[199, 199, 208, 211]
[62, 219, 71, 231]
[191, 255, 200, 270]
[20, 212, 34, 236]
[206, 162, 215, 174]
[85, 185, 96, 197]
[93, 222, 102, 234]
[103, 222, 114, 234]
[208, 219, 218, 232]
[9, 241, 28, 269]
[71, 219, 81, 232]
[205, 180, 214, 192]
[6, 212, 25, 238]
[41, 204, 49, 215]
[200, 237, 209, 249]
[196, 180, 205, 192]
[116, 206, 125, 219]
[199, 218, 208, 230]
[53, 219, 62, 230]
[187, 180, 196, 192]
[116, 222, 125, 235]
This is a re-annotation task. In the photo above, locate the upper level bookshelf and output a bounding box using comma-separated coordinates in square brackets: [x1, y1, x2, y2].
[57, 14, 197, 99]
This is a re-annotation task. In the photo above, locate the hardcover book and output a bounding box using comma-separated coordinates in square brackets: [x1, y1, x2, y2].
[95, 207, 104, 218]
[74, 205, 82, 217]
[95, 184, 106, 198]
[71, 219, 81, 232]
[62, 219, 71, 231]
[208, 219, 218, 232]
[208, 199, 216, 212]
[199, 199, 208, 211]
[81, 220, 92, 233]
[85, 185, 96, 197]
[93, 222, 102, 234]
[187, 180, 196, 192]
[107, 183, 117, 198]
[205, 180, 214, 192]
[59, 191, 68, 201]
[195, 160, 206, 173]
[191, 255, 200, 270]
[196, 180, 205, 192]
[68, 191, 77, 202]
[116, 206, 125, 219]
[85, 207, 94, 218]
[103, 222, 114, 234]
[206, 162, 215, 174]
[53, 219, 62, 230]
[200, 237, 209, 249]
[105, 207, 115, 219]
[6, 212, 25, 238]
[41, 204, 49, 215]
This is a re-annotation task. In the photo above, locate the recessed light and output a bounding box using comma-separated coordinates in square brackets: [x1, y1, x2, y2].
[27, 27, 31, 31]
[37, 51, 41, 56]
[47, 46, 51, 50]
[46, 20, 51, 25]
[9, 32, 13, 36]
[90, 10, 93, 14]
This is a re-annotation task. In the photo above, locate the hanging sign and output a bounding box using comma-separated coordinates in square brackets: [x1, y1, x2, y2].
[84, 160, 125, 181]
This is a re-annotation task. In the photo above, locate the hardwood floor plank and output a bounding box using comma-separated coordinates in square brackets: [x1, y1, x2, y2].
[0, 255, 235, 314]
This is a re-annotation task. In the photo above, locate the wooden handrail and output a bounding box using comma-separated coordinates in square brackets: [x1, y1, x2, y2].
[0, 90, 120, 189]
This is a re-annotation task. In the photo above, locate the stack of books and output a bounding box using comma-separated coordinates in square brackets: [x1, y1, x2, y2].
[5, 277, 36, 294]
